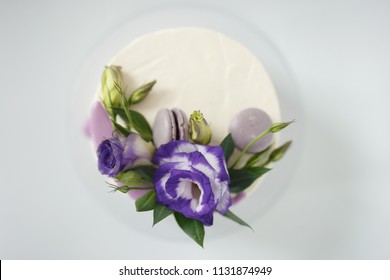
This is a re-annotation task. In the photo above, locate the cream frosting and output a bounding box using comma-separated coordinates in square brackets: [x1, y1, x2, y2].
[104, 27, 280, 146]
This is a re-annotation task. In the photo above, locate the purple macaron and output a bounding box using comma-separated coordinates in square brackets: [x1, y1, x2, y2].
[229, 108, 273, 153]
[153, 108, 189, 147]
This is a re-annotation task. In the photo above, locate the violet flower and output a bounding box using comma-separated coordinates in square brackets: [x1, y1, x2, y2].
[153, 140, 231, 226]
[97, 133, 154, 177]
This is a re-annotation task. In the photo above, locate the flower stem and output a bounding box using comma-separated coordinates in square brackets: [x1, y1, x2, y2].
[230, 128, 271, 169]
[230, 120, 294, 169]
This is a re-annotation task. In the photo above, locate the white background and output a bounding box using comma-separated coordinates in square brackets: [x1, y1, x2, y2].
[1, 0, 390, 259]
[3, 260, 390, 280]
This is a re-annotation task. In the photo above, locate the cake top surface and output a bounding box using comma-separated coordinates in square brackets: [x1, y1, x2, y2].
[102, 27, 280, 145]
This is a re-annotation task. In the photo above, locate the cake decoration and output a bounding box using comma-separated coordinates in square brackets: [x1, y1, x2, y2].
[153, 108, 189, 147]
[86, 62, 293, 247]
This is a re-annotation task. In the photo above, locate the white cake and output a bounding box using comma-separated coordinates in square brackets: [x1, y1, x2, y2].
[87, 27, 281, 201]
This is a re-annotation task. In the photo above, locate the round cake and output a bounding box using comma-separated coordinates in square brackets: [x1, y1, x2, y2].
[85, 27, 281, 200]
[85, 27, 291, 245]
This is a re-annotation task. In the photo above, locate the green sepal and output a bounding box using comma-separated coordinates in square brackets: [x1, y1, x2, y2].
[174, 212, 205, 248]
[220, 133, 235, 162]
[116, 170, 145, 187]
[222, 210, 253, 230]
[114, 186, 131, 193]
[115, 82, 133, 131]
[128, 80, 156, 105]
[129, 110, 153, 142]
[135, 190, 156, 212]
[153, 203, 173, 226]
[269, 120, 295, 133]
[108, 185, 152, 194]
[228, 166, 271, 193]
[244, 145, 272, 168]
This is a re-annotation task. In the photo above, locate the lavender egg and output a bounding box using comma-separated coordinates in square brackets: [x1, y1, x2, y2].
[229, 108, 273, 153]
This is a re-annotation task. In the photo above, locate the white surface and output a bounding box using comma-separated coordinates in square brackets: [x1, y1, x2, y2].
[106, 27, 280, 145]
[1, 0, 390, 259]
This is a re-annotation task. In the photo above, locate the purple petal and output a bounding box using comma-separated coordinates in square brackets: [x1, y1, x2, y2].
[197, 213, 214, 226]
[155, 168, 216, 224]
[215, 181, 232, 214]
[97, 138, 124, 177]
[153, 140, 197, 165]
[165, 169, 213, 206]
[153, 162, 182, 185]
[152, 140, 232, 226]
[197, 145, 230, 182]
[128, 187, 149, 200]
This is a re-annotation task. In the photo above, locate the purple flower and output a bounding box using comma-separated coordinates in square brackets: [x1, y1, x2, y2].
[97, 133, 155, 177]
[153, 140, 231, 226]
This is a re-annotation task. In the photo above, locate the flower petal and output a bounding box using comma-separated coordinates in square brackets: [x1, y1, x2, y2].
[197, 145, 230, 182]
[97, 138, 124, 177]
[153, 140, 197, 165]
[215, 181, 232, 214]
[152, 140, 231, 226]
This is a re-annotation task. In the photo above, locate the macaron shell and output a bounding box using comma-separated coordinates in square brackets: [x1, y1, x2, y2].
[153, 108, 174, 148]
[168, 109, 177, 140]
[229, 108, 274, 153]
[172, 108, 189, 141]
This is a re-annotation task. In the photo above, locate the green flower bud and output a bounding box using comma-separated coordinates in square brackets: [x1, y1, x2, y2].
[269, 141, 292, 162]
[116, 170, 146, 187]
[189, 111, 212, 145]
[129, 80, 156, 105]
[269, 120, 295, 133]
[101, 65, 124, 111]
[116, 186, 131, 193]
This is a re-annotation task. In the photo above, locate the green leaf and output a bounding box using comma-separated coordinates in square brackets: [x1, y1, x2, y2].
[132, 166, 156, 183]
[135, 190, 156, 212]
[245, 145, 272, 168]
[129, 110, 153, 142]
[223, 210, 253, 230]
[111, 121, 130, 136]
[268, 141, 292, 163]
[153, 203, 173, 226]
[116, 170, 145, 186]
[174, 212, 205, 247]
[111, 106, 129, 122]
[220, 133, 235, 162]
[109, 107, 153, 142]
[228, 166, 271, 193]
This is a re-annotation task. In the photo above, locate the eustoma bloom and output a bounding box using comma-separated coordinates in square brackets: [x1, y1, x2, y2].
[97, 133, 155, 177]
[153, 140, 231, 226]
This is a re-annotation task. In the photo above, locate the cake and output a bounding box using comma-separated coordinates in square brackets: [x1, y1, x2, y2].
[85, 27, 292, 246]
